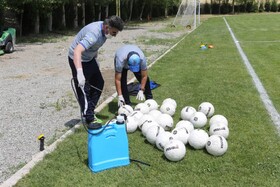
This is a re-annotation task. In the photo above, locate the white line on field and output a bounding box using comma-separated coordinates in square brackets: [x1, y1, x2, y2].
[0, 28, 193, 187]
[223, 17, 280, 134]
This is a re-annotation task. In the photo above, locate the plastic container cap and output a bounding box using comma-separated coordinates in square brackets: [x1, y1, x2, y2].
[116, 115, 125, 124]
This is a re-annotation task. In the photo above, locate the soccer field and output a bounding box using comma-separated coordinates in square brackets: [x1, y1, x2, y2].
[12, 14, 280, 187]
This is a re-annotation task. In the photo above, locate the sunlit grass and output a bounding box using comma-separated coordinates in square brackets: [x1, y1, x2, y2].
[15, 14, 280, 187]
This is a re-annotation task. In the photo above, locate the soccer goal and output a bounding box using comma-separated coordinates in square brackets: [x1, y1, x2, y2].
[172, 0, 200, 30]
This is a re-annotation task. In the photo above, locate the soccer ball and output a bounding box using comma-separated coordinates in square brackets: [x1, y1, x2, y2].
[206, 135, 228, 156]
[141, 120, 159, 137]
[126, 115, 138, 133]
[134, 103, 150, 114]
[129, 110, 143, 126]
[175, 120, 194, 133]
[198, 102, 215, 117]
[149, 109, 162, 120]
[146, 125, 165, 145]
[157, 113, 174, 131]
[188, 129, 209, 149]
[118, 105, 134, 117]
[144, 99, 159, 111]
[138, 114, 155, 130]
[171, 127, 190, 144]
[209, 123, 229, 139]
[162, 98, 177, 108]
[164, 140, 186, 162]
[180, 106, 196, 120]
[189, 112, 207, 128]
[160, 103, 176, 116]
[155, 131, 174, 151]
[209, 114, 228, 127]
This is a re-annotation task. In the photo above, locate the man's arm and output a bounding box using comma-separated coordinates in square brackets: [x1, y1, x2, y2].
[140, 70, 148, 91]
[115, 72, 122, 96]
[73, 44, 85, 69]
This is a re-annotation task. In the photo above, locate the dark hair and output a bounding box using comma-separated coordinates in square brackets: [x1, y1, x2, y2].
[104, 16, 124, 31]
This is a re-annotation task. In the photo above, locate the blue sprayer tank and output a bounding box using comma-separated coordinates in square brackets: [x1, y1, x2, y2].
[88, 115, 130, 173]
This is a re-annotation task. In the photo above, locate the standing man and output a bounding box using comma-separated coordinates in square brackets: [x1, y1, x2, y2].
[68, 16, 124, 126]
[114, 44, 153, 107]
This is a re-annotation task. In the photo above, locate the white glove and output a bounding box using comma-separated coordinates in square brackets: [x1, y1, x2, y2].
[118, 95, 125, 107]
[136, 90, 145, 101]
[77, 68, 85, 87]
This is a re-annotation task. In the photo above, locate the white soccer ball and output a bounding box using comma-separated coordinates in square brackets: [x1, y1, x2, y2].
[175, 120, 194, 133]
[141, 120, 159, 137]
[164, 140, 186, 162]
[171, 127, 190, 144]
[129, 110, 143, 126]
[138, 113, 155, 130]
[180, 106, 196, 120]
[209, 114, 228, 127]
[188, 129, 209, 149]
[189, 112, 208, 128]
[126, 116, 138, 133]
[144, 99, 159, 111]
[157, 113, 174, 131]
[206, 135, 228, 156]
[134, 103, 150, 114]
[149, 109, 162, 120]
[160, 103, 176, 116]
[155, 131, 174, 151]
[162, 98, 177, 108]
[118, 105, 134, 117]
[209, 123, 229, 139]
[198, 102, 215, 117]
[146, 125, 165, 145]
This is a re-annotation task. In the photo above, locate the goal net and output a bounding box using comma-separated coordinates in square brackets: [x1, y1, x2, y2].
[172, 0, 200, 29]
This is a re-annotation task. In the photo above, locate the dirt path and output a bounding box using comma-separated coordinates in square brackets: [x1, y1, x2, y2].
[0, 20, 189, 183]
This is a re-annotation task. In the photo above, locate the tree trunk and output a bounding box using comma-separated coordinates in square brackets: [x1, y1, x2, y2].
[98, 5, 101, 20]
[48, 12, 52, 32]
[128, 0, 134, 21]
[82, 2, 85, 26]
[116, 0, 121, 17]
[62, 3, 66, 27]
[34, 9, 40, 34]
[19, 11, 23, 37]
[74, 4, 78, 29]
[210, 0, 212, 14]
[165, 3, 168, 17]
[231, 0, 235, 14]
[139, 1, 145, 20]
[105, 5, 109, 18]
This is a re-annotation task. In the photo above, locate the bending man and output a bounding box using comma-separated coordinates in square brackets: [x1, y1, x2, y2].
[114, 44, 153, 107]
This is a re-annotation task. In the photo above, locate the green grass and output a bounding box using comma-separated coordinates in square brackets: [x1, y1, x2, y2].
[15, 14, 280, 186]
[225, 13, 280, 113]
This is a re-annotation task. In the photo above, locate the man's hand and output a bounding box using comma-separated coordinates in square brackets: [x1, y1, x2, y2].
[118, 95, 125, 107]
[77, 68, 85, 87]
[136, 90, 145, 101]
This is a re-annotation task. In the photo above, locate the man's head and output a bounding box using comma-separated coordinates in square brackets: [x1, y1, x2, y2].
[104, 16, 124, 38]
[127, 52, 141, 72]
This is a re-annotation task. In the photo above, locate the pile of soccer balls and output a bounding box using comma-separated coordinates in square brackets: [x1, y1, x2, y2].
[117, 98, 229, 162]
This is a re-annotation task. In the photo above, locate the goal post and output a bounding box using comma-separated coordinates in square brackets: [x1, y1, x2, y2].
[172, 0, 201, 30]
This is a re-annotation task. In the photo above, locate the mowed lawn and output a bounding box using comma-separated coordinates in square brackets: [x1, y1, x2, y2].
[15, 14, 280, 187]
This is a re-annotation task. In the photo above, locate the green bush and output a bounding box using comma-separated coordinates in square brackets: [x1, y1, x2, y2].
[265, 0, 271, 12]
[271, 0, 278, 12]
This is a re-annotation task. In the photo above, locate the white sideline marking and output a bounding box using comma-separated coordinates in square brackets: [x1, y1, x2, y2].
[0, 29, 192, 187]
[223, 17, 280, 133]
